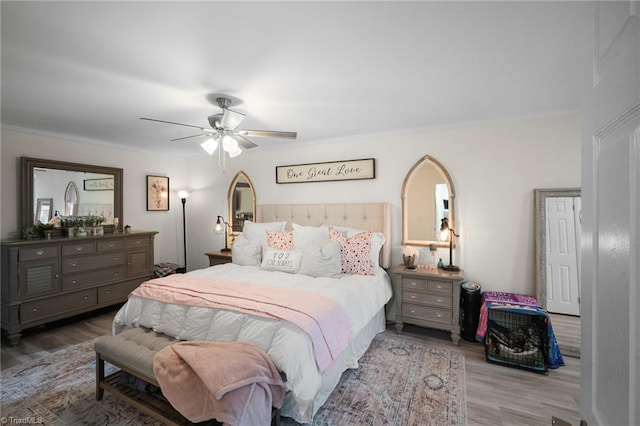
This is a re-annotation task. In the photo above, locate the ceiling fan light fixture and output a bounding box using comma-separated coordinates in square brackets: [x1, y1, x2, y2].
[227, 145, 242, 158]
[222, 134, 238, 151]
[200, 138, 219, 155]
[220, 109, 245, 130]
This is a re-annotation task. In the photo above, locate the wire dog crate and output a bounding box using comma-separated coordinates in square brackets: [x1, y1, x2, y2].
[484, 308, 549, 374]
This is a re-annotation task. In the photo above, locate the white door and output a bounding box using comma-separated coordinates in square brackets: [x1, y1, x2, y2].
[545, 197, 580, 315]
[581, 1, 639, 425]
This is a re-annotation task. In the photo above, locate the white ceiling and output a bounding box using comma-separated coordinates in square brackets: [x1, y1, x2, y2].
[1, 1, 585, 157]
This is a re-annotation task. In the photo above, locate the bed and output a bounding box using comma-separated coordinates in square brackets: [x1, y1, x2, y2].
[111, 203, 393, 424]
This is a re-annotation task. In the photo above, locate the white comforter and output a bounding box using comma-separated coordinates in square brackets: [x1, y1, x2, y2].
[112, 263, 393, 423]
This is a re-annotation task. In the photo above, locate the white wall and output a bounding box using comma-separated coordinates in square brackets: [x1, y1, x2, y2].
[187, 113, 581, 296]
[1, 127, 189, 264]
[2, 112, 580, 297]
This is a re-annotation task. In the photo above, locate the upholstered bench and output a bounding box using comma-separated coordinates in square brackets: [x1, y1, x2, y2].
[94, 327, 281, 425]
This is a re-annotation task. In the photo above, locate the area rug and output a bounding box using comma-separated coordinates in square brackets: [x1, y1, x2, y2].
[0, 332, 466, 425]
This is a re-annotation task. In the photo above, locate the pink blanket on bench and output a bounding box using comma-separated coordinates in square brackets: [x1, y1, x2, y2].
[131, 275, 351, 372]
[153, 340, 285, 424]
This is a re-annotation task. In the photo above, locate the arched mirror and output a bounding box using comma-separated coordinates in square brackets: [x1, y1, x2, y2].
[227, 171, 256, 234]
[64, 181, 79, 216]
[401, 155, 455, 247]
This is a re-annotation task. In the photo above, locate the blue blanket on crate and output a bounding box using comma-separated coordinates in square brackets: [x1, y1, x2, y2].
[477, 298, 565, 369]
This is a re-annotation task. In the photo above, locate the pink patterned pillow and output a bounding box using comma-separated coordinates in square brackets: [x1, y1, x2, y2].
[329, 226, 373, 275]
[266, 230, 295, 250]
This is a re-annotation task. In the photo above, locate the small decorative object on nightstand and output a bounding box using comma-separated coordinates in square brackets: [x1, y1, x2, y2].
[205, 250, 233, 266]
[401, 245, 419, 270]
[393, 264, 464, 344]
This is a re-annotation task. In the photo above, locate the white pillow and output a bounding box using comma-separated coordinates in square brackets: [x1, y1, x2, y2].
[298, 241, 342, 278]
[292, 223, 330, 250]
[231, 235, 262, 266]
[333, 226, 386, 268]
[261, 248, 303, 273]
[242, 220, 286, 247]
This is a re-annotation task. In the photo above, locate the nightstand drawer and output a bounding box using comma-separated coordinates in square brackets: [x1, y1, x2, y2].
[427, 280, 453, 295]
[402, 277, 428, 291]
[402, 303, 452, 324]
[403, 290, 452, 308]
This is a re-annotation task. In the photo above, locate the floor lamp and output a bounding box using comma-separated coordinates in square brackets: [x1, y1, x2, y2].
[176, 190, 191, 273]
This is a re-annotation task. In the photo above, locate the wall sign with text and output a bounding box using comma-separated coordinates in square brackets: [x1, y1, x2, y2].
[276, 158, 376, 184]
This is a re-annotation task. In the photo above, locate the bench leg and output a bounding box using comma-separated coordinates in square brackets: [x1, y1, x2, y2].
[96, 352, 104, 401]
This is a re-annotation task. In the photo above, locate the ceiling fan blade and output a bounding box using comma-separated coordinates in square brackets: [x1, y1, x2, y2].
[170, 132, 216, 142]
[233, 134, 258, 149]
[220, 109, 245, 130]
[140, 117, 209, 131]
[238, 130, 297, 139]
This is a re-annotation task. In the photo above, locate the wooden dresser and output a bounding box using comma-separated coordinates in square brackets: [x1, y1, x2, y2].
[393, 265, 464, 344]
[1, 230, 157, 345]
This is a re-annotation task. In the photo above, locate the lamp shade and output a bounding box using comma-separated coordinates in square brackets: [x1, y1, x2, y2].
[176, 190, 191, 200]
[201, 138, 219, 155]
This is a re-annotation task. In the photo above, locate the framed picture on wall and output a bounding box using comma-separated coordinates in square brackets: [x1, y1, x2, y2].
[146, 175, 169, 211]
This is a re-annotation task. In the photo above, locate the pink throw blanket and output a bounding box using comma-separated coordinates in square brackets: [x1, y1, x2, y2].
[131, 275, 351, 372]
[153, 341, 285, 425]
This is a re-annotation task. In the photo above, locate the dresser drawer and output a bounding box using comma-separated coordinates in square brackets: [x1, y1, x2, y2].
[402, 277, 428, 291]
[97, 239, 125, 252]
[427, 280, 453, 295]
[126, 237, 150, 249]
[19, 245, 59, 261]
[62, 241, 96, 256]
[98, 281, 139, 304]
[402, 303, 452, 324]
[62, 252, 126, 273]
[62, 266, 125, 291]
[403, 290, 453, 308]
[21, 289, 96, 323]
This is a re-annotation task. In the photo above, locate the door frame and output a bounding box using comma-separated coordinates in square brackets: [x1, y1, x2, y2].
[534, 187, 581, 311]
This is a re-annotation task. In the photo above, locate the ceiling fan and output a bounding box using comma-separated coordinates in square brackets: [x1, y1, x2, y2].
[140, 97, 297, 158]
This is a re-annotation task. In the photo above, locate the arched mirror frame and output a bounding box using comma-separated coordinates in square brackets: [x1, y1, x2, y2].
[21, 157, 123, 232]
[227, 170, 256, 239]
[534, 187, 581, 311]
[401, 155, 456, 247]
[64, 181, 79, 216]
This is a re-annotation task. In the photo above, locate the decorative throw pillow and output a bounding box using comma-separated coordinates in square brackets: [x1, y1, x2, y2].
[329, 226, 373, 275]
[266, 230, 295, 250]
[242, 220, 286, 247]
[291, 223, 330, 250]
[333, 226, 385, 268]
[298, 241, 342, 278]
[231, 235, 262, 266]
[260, 248, 303, 273]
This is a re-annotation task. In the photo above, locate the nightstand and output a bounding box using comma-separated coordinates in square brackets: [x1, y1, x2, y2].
[393, 265, 464, 344]
[205, 250, 232, 266]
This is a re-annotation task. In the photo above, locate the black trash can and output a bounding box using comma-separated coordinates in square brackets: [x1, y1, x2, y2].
[460, 281, 482, 342]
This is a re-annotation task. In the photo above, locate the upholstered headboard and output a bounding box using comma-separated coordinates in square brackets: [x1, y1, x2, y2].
[256, 203, 391, 269]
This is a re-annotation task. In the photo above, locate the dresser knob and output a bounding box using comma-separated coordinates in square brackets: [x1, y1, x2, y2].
[72, 280, 77, 284]
[55, 274, 60, 278]
[76, 246, 83, 251]
[105, 290, 111, 294]
[109, 243, 115, 247]
[437, 298, 443, 303]
[436, 313, 443, 318]
[33, 308, 38, 312]
[71, 262, 77, 267]
[113, 256, 119, 261]
[114, 272, 119, 276]
[83, 296, 88, 300]
[35, 250, 44, 256]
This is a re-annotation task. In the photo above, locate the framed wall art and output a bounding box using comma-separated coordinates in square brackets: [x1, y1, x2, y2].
[276, 158, 376, 184]
[84, 177, 114, 191]
[146, 175, 169, 211]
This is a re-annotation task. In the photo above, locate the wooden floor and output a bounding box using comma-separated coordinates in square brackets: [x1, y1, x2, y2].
[1, 307, 581, 426]
[549, 313, 581, 358]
